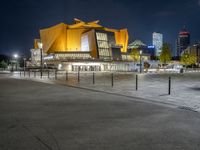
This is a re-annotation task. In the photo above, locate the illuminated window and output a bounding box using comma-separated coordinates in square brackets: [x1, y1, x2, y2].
[96, 32, 111, 59]
[81, 35, 90, 51]
[96, 32, 108, 41]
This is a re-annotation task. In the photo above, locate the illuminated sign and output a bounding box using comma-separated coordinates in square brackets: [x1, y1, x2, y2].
[148, 45, 155, 49]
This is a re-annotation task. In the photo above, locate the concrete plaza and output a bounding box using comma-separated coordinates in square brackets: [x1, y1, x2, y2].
[1, 73, 200, 149]
[14, 71, 200, 112]
[70, 72, 200, 112]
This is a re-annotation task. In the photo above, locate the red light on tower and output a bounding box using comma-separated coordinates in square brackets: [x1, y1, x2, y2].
[179, 31, 190, 35]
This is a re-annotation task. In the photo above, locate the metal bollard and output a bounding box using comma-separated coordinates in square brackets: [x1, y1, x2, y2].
[168, 77, 171, 95]
[34, 71, 36, 78]
[136, 74, 138, 91]
[20, 70, 21, 76]
[111, 73, 114, 87]
[24, 70, 25, 77]
[40, 70, 43, 78]
[48, 71, 50, 79]
[78, 71, 80, 83]
[66, 71, 68, 81]
[55, 70, 57, 80]
[29, 70, 30, 77]
[93, 72, 95, 84]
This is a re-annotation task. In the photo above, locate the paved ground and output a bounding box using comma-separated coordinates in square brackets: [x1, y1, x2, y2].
[14, 71, 200, 111]
[1, 74, 200, 149]
[65, 72, 200, 112]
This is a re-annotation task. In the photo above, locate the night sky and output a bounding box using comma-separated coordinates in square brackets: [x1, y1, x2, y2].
[0, 0, 200, 56]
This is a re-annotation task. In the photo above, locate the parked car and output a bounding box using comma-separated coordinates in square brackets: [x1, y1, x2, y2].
[166, 64, 184, 73]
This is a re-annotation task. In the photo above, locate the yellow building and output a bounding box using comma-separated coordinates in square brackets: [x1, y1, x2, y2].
[31, 19, 133, 71]
[34, 18, 128, 56]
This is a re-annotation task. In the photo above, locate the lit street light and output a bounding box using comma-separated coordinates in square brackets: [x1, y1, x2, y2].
[12, 53, 19, 71]
[23, 58, 26, 77]
[14, 54, 18, 59]
[139, 50, 143, 74]
[37, 41, 43, 78]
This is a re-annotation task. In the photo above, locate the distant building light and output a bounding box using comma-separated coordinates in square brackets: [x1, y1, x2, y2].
[37, 42, 43, 49]
[44, 55, 54, 60]
[148, 45, 155, 49]
[179, 31, 190, 35]
[72, 62, 101, 66]
[58, 64, 62, 70]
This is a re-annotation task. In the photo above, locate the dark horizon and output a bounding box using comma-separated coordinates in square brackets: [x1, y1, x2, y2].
[0, 0, 200, 57]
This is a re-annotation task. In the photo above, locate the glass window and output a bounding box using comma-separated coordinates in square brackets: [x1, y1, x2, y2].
[96, 32, 111, 59]
[96, 32, 108, 41]
[97, 41, 109, 48]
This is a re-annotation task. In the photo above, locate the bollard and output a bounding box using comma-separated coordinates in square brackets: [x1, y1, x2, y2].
[168, 77, 171, 95]
[20, 70, 21, 76]
[40, 70, 43, 78]
[66, 71, 68, 81]
[93, 72, 95, 84]
[78, 71, 80, 83]
[34, 71, 36, 78]
[136, 74, 138, 91]
[29, 70, 30, 77]
[24, 70, 26, 77]
[111, 73, 114, 87]
[48, 71, 50, 79]
[55, 69, 57, 80]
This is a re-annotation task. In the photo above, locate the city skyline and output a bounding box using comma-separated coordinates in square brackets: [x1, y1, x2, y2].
[0, 0, 200, 56]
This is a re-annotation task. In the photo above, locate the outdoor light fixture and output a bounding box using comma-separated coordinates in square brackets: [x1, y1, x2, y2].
[139, 50, 143, 74]
[13, 54, 18, 59]
[58, 64, 62, 70]
[37, 42, 43, 49]
[37, 41, 43, 78]
[23, 58, 26, 76]
[12, 54, 19, 71]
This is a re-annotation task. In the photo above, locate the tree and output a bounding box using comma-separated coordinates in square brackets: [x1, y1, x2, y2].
[130, 48, 140, 62]
[180, 52, 196, 67]
[0, 60, 8, 70]
[160, 43, 172, 65]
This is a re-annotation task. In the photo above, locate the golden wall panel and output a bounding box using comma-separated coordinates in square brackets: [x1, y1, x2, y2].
[37, 19, 129, 55]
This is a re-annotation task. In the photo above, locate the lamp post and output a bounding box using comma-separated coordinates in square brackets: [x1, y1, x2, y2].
[13, 54, 18, 71]
[23, 58, 26, 76]
[38, 41, 43, 78]
[139, 50, 143, 74]
[197, 44, 200, 67]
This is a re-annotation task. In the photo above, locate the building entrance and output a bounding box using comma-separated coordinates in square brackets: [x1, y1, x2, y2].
[72, 65, 101, 71]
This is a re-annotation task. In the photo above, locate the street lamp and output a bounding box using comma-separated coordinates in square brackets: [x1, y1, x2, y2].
[23, 58, 26, 77]
[37, 41, 43, 78]
[195, 43, 200, 67]
[13, 53, 19, 71]
[14, 54, 18, 59]
[139, 50, 143, 74]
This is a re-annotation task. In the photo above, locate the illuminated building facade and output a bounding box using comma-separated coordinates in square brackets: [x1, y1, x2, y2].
[30, 19, 143, 71]
[128, 40, 155, 57]
[181, 42, 200, 66]
[176, 28, 190, 57]
[152, 32, 163, 56]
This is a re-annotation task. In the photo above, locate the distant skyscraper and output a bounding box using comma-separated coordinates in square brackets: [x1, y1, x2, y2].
[176, 28, 190, 57]
[152, 32, 163, 56]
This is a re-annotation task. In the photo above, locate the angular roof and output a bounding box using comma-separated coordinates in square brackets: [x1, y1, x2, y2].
[38, 18, 129, 53]
[128, 40, 146, 49]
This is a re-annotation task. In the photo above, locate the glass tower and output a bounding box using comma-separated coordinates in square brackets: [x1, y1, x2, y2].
[152, 32, 163, 56]
[176, 29, 190, 57]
